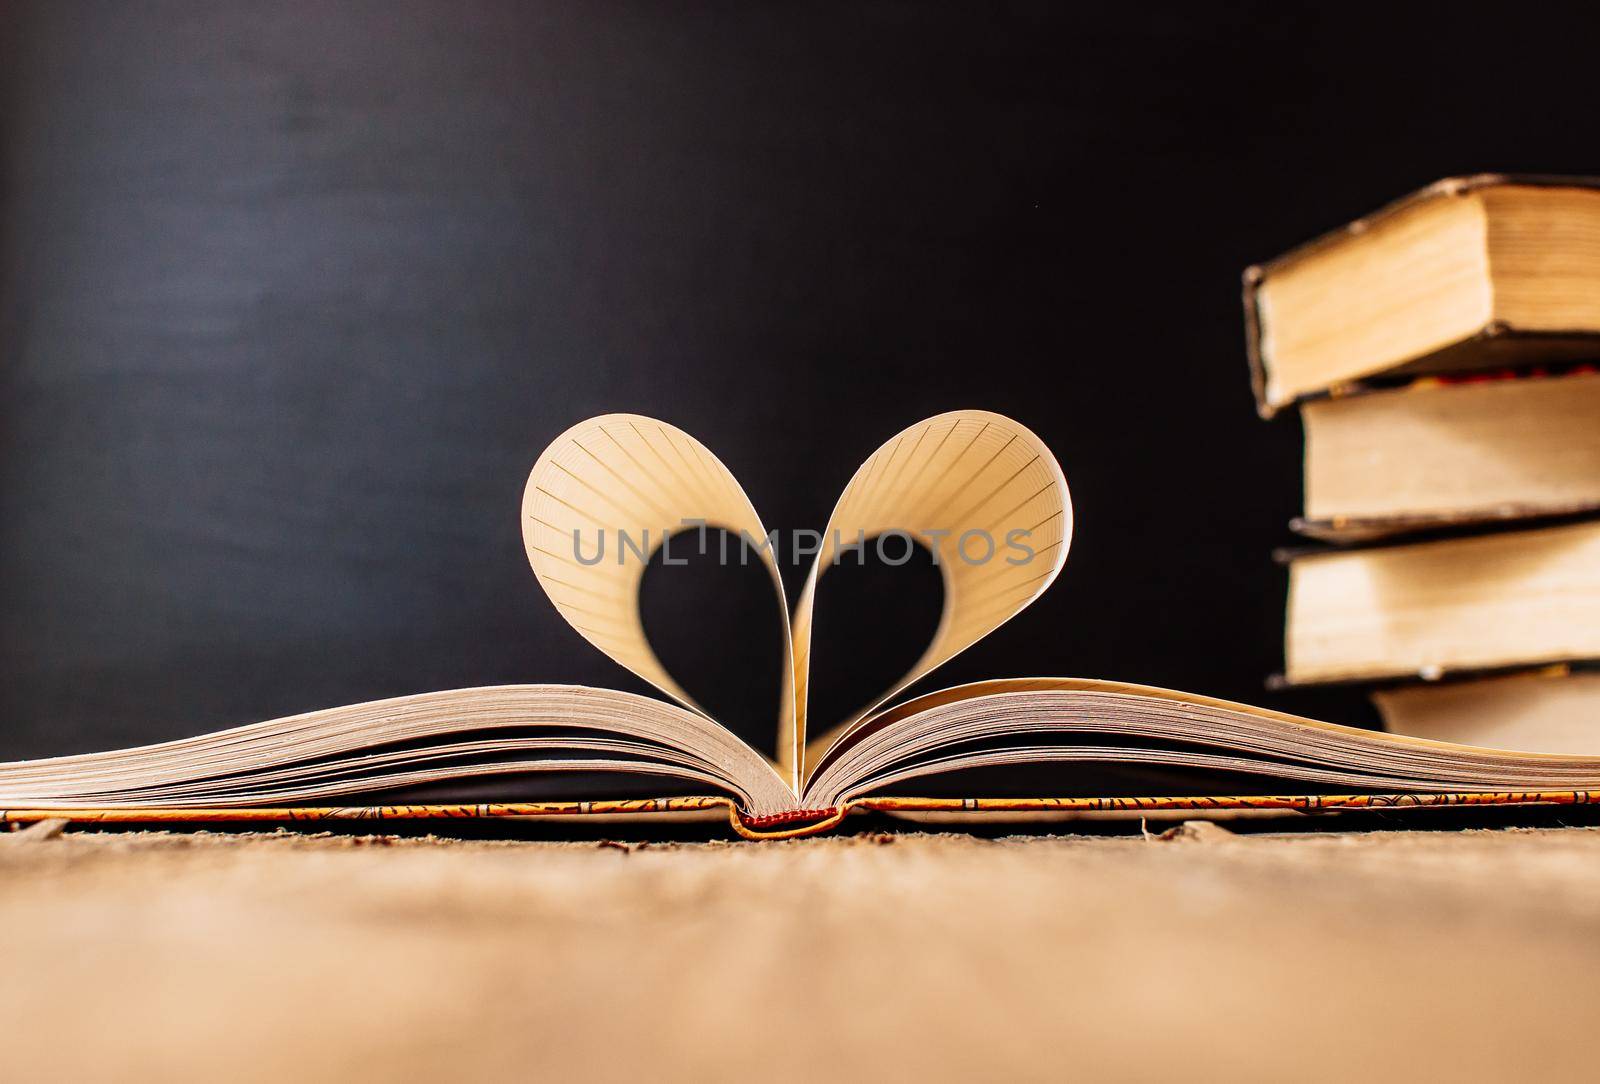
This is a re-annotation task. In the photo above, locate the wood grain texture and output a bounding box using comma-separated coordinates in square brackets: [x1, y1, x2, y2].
[7, 824, 1600, 1081]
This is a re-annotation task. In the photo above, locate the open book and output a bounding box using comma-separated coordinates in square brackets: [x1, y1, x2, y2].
[5, 411, 1600, 839]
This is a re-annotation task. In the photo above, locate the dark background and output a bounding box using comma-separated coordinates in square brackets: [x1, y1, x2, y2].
[3, 1, 1598, 759]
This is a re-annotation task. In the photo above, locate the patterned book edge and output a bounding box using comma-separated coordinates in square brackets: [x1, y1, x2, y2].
[6, 791, 1599, 840]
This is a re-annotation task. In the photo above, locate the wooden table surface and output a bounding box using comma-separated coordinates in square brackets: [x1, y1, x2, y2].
[3, 820, 1598, 1082]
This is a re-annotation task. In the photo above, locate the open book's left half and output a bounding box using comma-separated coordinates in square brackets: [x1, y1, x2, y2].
[5, 411, 1600, 840]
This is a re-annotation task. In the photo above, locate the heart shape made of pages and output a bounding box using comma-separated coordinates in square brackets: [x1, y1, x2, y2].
[521, 410, 1071, 790]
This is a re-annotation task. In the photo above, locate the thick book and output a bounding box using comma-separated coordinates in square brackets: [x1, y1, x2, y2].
[1283, 519, 1600, 686]
[1373, 666, 1600, 756]
[1295, 367, 1600, 543]
[1243, 174, 1600, 417]
[6, 410, 1600, 840]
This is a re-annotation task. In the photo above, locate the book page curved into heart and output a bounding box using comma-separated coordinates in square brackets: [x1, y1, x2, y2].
[521, 410, 1070, 789]
[792, 411, 1071, 775]
[521, 414, 798, 780]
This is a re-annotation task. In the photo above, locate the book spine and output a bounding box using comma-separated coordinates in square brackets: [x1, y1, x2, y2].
[729, 806, 848, 840]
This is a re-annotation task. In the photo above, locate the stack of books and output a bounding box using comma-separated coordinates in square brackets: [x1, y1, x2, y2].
[1245, 174, 1600, 754]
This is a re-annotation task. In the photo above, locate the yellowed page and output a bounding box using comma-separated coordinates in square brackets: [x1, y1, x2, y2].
[795, 410, 1071, 776]
[520, 414, 799, 786]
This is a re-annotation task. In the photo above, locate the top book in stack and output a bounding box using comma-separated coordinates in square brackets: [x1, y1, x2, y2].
[1244, 174, 1600, 417]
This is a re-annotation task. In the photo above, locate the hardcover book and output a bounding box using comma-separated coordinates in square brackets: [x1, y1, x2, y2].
[1243, 174, 1600, 417]
[1283, 519, 1600, 686]
[6, 410, 1600, 839]
[1295, 367, 1600, 543]
[1373, 666, 1600, 756]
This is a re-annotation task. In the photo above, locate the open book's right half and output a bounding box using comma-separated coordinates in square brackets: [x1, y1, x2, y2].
[4, 410, 1599, 839]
